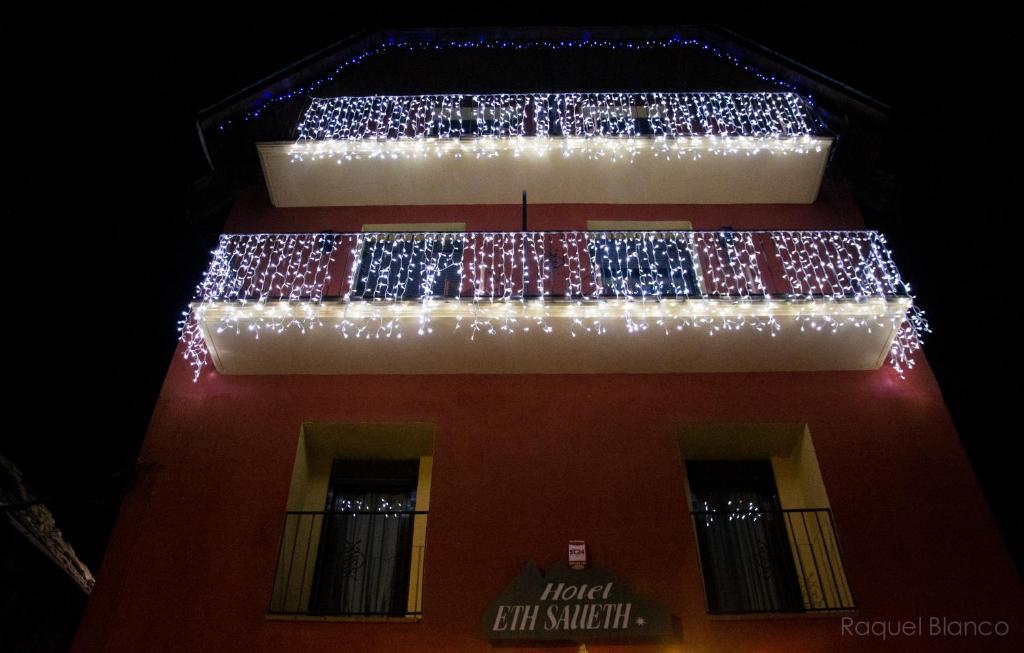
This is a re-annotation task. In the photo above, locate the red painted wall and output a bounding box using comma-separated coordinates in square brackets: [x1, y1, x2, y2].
[72, 186, 1024, 652]
[223, 178, 866, 234]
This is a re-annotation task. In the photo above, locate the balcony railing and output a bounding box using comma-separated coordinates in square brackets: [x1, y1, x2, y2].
[180, 229, 926, 379]
[290, 92, 824, 160]
[691, 509, 855, 614]
[269, 511, 427, 617]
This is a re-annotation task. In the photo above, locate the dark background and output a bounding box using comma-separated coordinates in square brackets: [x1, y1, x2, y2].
[4, 9, 1020, 651]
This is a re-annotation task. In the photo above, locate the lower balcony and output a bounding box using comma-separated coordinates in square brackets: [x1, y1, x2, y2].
[180, 230, 926, 379]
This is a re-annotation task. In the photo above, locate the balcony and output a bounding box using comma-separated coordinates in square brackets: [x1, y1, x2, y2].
[269, 510, 428, 618]
[180, 229, 926, 379]
[691, 508, 855, 614]
[259, 92, 833, 206]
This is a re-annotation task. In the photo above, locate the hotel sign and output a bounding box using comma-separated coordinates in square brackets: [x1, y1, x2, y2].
[482, 562, 674, 643]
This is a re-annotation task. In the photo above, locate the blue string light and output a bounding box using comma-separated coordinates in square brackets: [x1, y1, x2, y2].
[216, 36, 812, 132]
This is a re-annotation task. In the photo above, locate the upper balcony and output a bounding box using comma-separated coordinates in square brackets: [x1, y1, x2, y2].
[259, 92, 832, 206]
[180, 229, 926, 380]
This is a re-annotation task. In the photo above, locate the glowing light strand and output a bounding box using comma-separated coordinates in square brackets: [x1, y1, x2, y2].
[290, 92, 820, 161]
[179, 230, 927, 380]
[218, 36, 814, 130]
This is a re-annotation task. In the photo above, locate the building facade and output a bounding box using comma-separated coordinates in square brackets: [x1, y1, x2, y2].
[73, 28, 1022, 653]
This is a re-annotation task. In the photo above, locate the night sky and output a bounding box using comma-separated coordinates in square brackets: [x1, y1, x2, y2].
[6, 10, 1020, 649]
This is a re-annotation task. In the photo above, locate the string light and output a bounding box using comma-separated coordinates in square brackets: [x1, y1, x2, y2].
[179, 230, 928, 380]
[289, 92, 821, 162]
[217, 36, 814, 131]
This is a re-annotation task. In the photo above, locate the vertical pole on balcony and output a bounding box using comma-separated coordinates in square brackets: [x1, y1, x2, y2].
[521, 191, 528, 298]
[521, 190, 528, 231]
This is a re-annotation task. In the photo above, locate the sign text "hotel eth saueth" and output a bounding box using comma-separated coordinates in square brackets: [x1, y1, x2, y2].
[482, 562, 674, 643]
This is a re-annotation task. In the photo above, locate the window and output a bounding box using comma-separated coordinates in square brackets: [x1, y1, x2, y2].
[587, 234, 699, 298]
[269, 423, 432, 619]
[311, 460, 421, 616]
[353, 227, 466, 301]
[688, 460, 804, 613]
[679, 424, 855, 614]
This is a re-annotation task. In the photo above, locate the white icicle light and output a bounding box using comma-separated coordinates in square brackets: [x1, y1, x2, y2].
[288, 92, 822, 162]
[179, 229, 928, 381]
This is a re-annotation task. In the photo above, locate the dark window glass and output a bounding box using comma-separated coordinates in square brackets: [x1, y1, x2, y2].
[353, 235, 464, 299]
[688, 460, 804, 613]
[589, 236, 699, 297]
[311, 460, 419, 615]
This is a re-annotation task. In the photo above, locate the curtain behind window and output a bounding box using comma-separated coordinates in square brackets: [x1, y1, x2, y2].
[312, 460, 419, 615]
[688, 460, 804, 613]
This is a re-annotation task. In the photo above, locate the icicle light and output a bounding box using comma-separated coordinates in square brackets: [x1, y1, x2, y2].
[289, 93, 823, 161]
[179, 230, 927, 380]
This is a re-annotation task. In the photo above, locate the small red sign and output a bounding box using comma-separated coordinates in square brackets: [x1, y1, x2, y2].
[568, 540, 588, 570]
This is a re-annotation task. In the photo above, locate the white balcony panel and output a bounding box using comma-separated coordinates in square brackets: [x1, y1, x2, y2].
[257, 138, 832, 207]
[196, 297, 907, 376]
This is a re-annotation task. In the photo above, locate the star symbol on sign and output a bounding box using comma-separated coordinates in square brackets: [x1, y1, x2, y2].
[636, 617, 646, 627]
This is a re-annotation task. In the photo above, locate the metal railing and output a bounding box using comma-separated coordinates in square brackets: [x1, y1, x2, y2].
[268, 511, 427, 617]
[690, 508, 855, 614]
[192, 230, 910, 304]
[294, 92, 820, 144]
